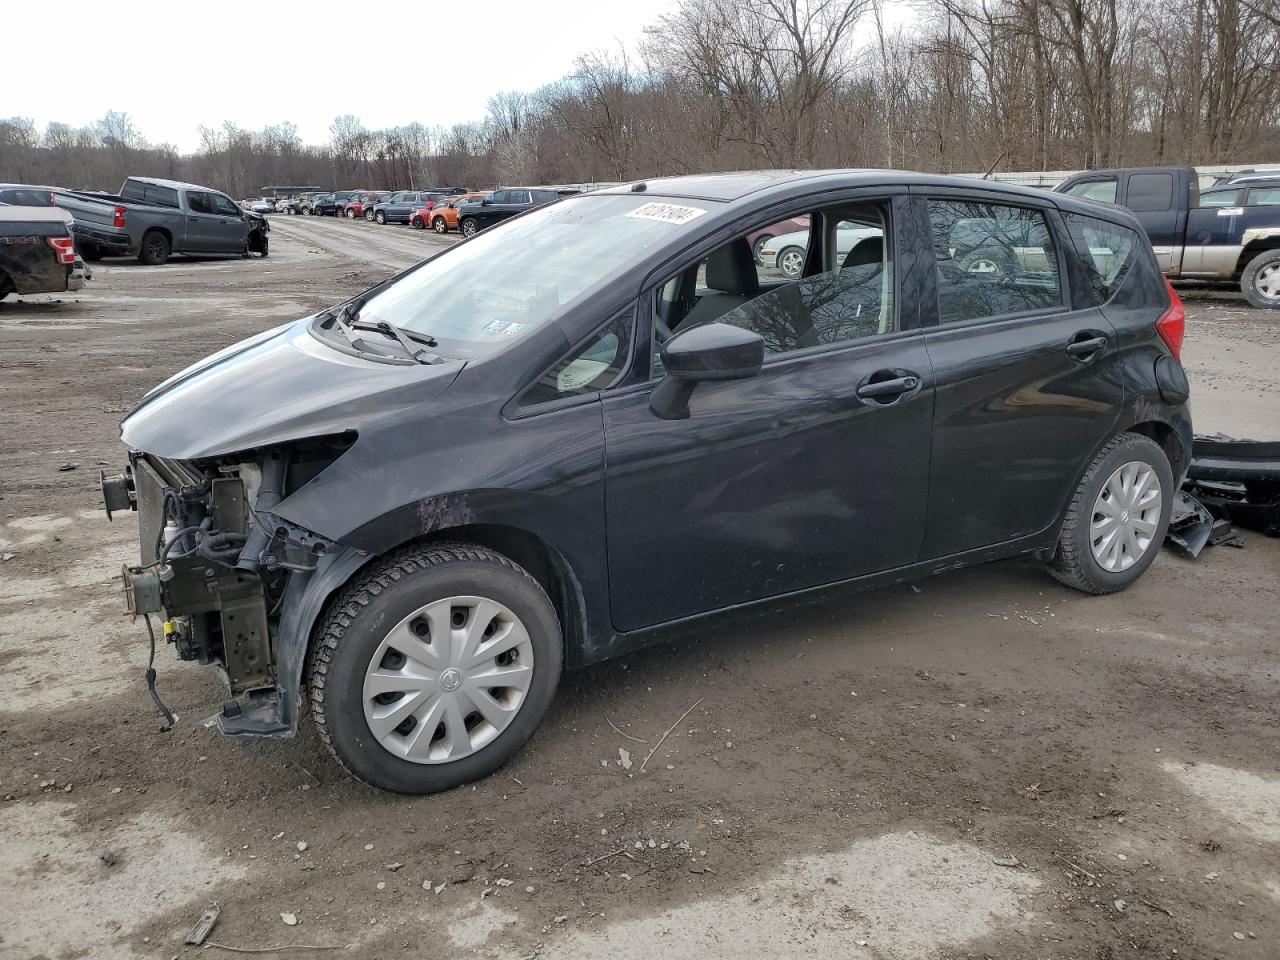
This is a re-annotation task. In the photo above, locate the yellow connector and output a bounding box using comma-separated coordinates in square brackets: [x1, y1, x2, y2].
[162, 619, 176, 635]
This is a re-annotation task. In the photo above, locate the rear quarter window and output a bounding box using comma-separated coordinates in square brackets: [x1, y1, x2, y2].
[1062, 213, 1142, 303]
[1125, 174, 1174, 212]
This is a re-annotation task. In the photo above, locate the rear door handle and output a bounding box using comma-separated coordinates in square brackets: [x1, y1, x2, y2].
[1066, 334, 1108, 358]
[856, 374, 920, 400]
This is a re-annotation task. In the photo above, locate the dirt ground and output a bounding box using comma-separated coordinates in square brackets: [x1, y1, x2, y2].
[1, 216, 1278, 960]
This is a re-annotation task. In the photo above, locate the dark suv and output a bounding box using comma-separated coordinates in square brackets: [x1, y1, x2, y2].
[457, 186, 577, 236]
[104, 171, 1190, 794]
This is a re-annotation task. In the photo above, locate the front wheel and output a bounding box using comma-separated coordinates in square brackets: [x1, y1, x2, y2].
[309, 543, 562, 793]
[777, 245, 805, 279]
[433, 217, 448, 234]
[345, 208, 356, 219]
[375, 212, 386, 224]
[1241, 249, 1280, 309]
[1046, 432, 1174, 594]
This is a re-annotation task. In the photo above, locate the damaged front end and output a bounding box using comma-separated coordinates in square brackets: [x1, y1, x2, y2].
[103, 435, 358, 735]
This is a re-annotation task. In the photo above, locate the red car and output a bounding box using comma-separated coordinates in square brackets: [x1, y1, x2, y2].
[344, 192, 387, 220]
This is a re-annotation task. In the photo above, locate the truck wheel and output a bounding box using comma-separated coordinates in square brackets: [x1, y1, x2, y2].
[433, 217, 448, 234]
[308, 542, 562, 794]
[1241, 249, 1280, 309]
[138, 231, 170, 266]
[1045, 432, 1173, 595]
[80, 243, 103, 262]
[460, 218, 478, 238]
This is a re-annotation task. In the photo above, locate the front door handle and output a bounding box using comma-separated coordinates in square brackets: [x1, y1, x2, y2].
[1066, 334, 1108, 358]
[856, 374, 920, 400]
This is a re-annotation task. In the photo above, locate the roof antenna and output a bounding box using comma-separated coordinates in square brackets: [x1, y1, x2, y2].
[981, 152, 1006, 180]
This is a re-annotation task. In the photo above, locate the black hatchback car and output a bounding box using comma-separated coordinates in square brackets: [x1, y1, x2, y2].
[105, 170, 1190, 793]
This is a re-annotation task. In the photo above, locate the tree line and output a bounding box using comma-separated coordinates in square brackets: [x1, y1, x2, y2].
[2, 0, 1277, 197]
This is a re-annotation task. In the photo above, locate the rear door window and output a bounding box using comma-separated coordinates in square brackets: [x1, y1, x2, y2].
[1199, 189, 1243, 208]
[927, 200, 1063, 323]
[1064, 179, 1117, 203]
[1247, 187, 1280, 206]
[509, 190, 532, 205]
[1062, 214, 1140, 303]
[1125, 173, 1174, 212]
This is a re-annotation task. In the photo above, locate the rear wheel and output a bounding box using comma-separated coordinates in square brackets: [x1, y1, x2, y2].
[138, 230, 170, 265]
[433, 217, 448, 234]
[1046, 432, 1173, 594]
[1241, 249, 1280, 309]
[80, 242, 103, 262]
[309, 543, 562, 794]
[752, 234, 773, 263]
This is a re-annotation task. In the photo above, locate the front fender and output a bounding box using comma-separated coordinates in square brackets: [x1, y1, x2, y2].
[216, 546, 372, 738]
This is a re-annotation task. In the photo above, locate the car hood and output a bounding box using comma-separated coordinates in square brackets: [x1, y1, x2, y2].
[121, 317, 465, 460]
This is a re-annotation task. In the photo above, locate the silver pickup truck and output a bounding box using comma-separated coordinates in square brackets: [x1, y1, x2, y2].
[55, 176, 266, 264]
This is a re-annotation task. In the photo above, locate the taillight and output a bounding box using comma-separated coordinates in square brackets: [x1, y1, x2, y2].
[48, 236, 76, 265]
[113, 205, 126, 229]
[1155, 279, 1185, 361]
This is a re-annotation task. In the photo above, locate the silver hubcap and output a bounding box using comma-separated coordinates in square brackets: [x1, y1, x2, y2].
[1090, 461, 1162, 572]
[780, 250, 804, 276]
[1256, 263, 1280, 301]
[362, 595, 534, 764]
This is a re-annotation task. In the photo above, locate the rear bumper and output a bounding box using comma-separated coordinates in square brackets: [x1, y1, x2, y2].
[73, 224, 132, 255]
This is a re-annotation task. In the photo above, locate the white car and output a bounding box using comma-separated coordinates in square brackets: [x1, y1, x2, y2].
[247, 199, 276, 214]
[759, 223, 882, 278]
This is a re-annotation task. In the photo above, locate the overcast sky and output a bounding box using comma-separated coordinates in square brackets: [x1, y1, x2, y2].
[9, 0, 910, 153]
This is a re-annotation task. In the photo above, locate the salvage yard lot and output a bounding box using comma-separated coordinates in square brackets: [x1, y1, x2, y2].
[1, 216, 1278, 959]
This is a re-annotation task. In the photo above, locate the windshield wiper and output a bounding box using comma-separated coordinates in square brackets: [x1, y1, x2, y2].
[327, 298, 439, 363]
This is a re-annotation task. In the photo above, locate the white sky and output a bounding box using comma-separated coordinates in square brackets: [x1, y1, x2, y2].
[7, 0, 912, 153]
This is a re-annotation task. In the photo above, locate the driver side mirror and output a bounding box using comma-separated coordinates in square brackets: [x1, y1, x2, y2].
[649, 322, 765, 420]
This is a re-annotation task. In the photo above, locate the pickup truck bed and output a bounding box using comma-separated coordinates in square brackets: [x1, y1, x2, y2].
[0, 206, 89, 299]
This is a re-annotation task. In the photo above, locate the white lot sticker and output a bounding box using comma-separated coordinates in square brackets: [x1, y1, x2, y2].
[1217, 207, 1244, 216]
[625, 202, 708, 226]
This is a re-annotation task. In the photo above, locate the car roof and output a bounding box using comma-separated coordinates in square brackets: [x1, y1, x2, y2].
[597, 168, 1084, 207]
[128, 176, 221, 192]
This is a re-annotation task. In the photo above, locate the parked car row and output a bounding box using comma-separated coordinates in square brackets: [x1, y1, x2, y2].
[263, 185, 583, 237]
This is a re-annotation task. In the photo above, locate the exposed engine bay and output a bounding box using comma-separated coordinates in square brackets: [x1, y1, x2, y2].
[102, 435, 354, 716]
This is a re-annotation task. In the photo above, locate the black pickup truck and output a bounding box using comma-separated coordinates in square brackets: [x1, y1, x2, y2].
[1055, 166, 1280, 308]
[0, 205, 89, 300]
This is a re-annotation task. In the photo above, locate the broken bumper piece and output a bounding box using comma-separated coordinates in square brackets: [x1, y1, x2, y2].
[1184, 434, 1280, 538]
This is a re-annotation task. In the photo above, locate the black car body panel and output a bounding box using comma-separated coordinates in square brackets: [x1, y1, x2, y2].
[111, 169, 1192, 739]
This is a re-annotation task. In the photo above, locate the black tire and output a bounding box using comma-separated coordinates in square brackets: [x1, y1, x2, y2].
[1240, 249, 1280, 310]
[308, 542, 563, 794]
[752, 234, 772, 263]
[0, 270, 12, 300]
[433, 216, 448, 234]
[80, 243, 103, 262]
[375, 211, 386, 225]
[303, 207, 312, 216]
[1046, 432, 1174, 595]
[364, 210, 375, 222]
[460, 217, 478, 238]
[345, 208, 356, 219]
[138, 230, 170, 266]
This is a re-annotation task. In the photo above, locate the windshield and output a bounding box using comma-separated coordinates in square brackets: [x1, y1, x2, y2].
[357, 194, 711, 355]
